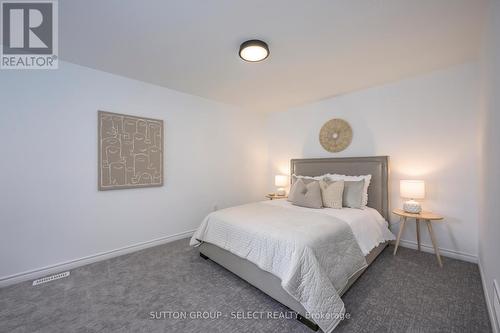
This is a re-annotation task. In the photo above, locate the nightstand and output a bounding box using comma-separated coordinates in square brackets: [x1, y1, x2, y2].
[392, 208, 444, 267]
[265, 194, 287, 200]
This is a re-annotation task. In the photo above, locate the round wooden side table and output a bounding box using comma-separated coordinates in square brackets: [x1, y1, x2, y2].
[392, 208, 444, 267]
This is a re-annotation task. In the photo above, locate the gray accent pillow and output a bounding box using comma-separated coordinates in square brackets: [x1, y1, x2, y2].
[319, 179, 344, 209]
[288, 179, 323, 209]
[343, 179, 365, 209]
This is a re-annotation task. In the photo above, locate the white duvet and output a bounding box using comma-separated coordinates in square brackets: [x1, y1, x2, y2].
[266, 199, 395, 256]
[190, 200, 394, 332]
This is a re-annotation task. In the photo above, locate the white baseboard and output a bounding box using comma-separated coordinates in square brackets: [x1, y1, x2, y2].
[0, 229, 196, 288]
[397, 239, 478, 263]
[479, 259, 500, 333]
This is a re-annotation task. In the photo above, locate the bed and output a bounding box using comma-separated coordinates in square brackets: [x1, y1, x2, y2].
[190, 156, 393, 332]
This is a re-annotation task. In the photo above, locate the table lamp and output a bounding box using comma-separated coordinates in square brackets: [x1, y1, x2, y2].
[275, 175, 288, 196]
[400, 180, 425, 213]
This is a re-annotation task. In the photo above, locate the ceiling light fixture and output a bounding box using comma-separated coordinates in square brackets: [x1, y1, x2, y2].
[239, 40, 269, 62]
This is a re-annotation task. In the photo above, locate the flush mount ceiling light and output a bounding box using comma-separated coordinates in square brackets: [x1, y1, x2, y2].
[239, 40, 269, 62]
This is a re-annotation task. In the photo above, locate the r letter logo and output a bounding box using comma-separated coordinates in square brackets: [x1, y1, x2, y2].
[1, 0, 58, 69]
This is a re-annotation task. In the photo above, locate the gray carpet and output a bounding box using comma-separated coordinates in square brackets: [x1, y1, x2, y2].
[0, 239, 492, 333]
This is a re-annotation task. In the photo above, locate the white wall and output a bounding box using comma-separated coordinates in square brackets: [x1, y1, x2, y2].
[479, 0, 500, 331]
[0, 62, 268, 283]
[267, 63, 481, 261]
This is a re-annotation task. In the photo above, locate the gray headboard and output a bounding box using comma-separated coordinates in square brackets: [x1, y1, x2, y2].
[290, 156, 389, 220]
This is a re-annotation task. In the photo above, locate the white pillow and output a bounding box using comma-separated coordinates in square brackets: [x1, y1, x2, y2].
[291, 174, 328, 183]
[325, 173, 371, 207]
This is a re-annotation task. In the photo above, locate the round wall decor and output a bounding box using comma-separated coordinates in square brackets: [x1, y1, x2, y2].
[319, 118, 353, 153]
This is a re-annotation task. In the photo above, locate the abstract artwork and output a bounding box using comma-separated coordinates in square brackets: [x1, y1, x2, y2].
[98, 111, 163, 190]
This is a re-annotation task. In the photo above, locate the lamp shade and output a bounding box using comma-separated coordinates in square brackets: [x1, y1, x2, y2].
[400, 180, 425, 199]
[275, 175, 288, 187]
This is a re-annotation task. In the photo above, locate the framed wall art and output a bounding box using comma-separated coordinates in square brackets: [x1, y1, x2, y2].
[98, 111, 164, 190]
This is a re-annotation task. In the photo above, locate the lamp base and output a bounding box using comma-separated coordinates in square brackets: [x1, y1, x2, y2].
[276, 188, 286, 196]
[403, 200, 422, 214]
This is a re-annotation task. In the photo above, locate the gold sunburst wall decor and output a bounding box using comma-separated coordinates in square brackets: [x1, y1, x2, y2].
[319, 118, 353, 153]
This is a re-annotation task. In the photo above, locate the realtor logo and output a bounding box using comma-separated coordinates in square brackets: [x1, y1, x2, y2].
[1, 0, 58, 69]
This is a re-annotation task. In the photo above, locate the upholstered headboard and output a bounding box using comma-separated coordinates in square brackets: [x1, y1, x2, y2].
[290, 156, 389, 220]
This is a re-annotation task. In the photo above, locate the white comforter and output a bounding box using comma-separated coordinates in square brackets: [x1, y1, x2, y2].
[266, 200, 395, 256]
[190, 200, 394, 332]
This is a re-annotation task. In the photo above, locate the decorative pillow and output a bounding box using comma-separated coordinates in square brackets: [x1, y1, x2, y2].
[342, 180, 365, 209]
[326, 174, 371, 206]
[319, 179, 344, 209]
[288, 179, 323, 209]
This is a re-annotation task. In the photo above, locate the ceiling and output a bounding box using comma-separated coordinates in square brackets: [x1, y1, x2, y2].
[60, 0, 486, 112]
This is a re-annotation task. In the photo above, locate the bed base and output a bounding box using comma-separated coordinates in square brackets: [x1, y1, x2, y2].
[297, 314, 320, 331]
[199, 241, 388, 331]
